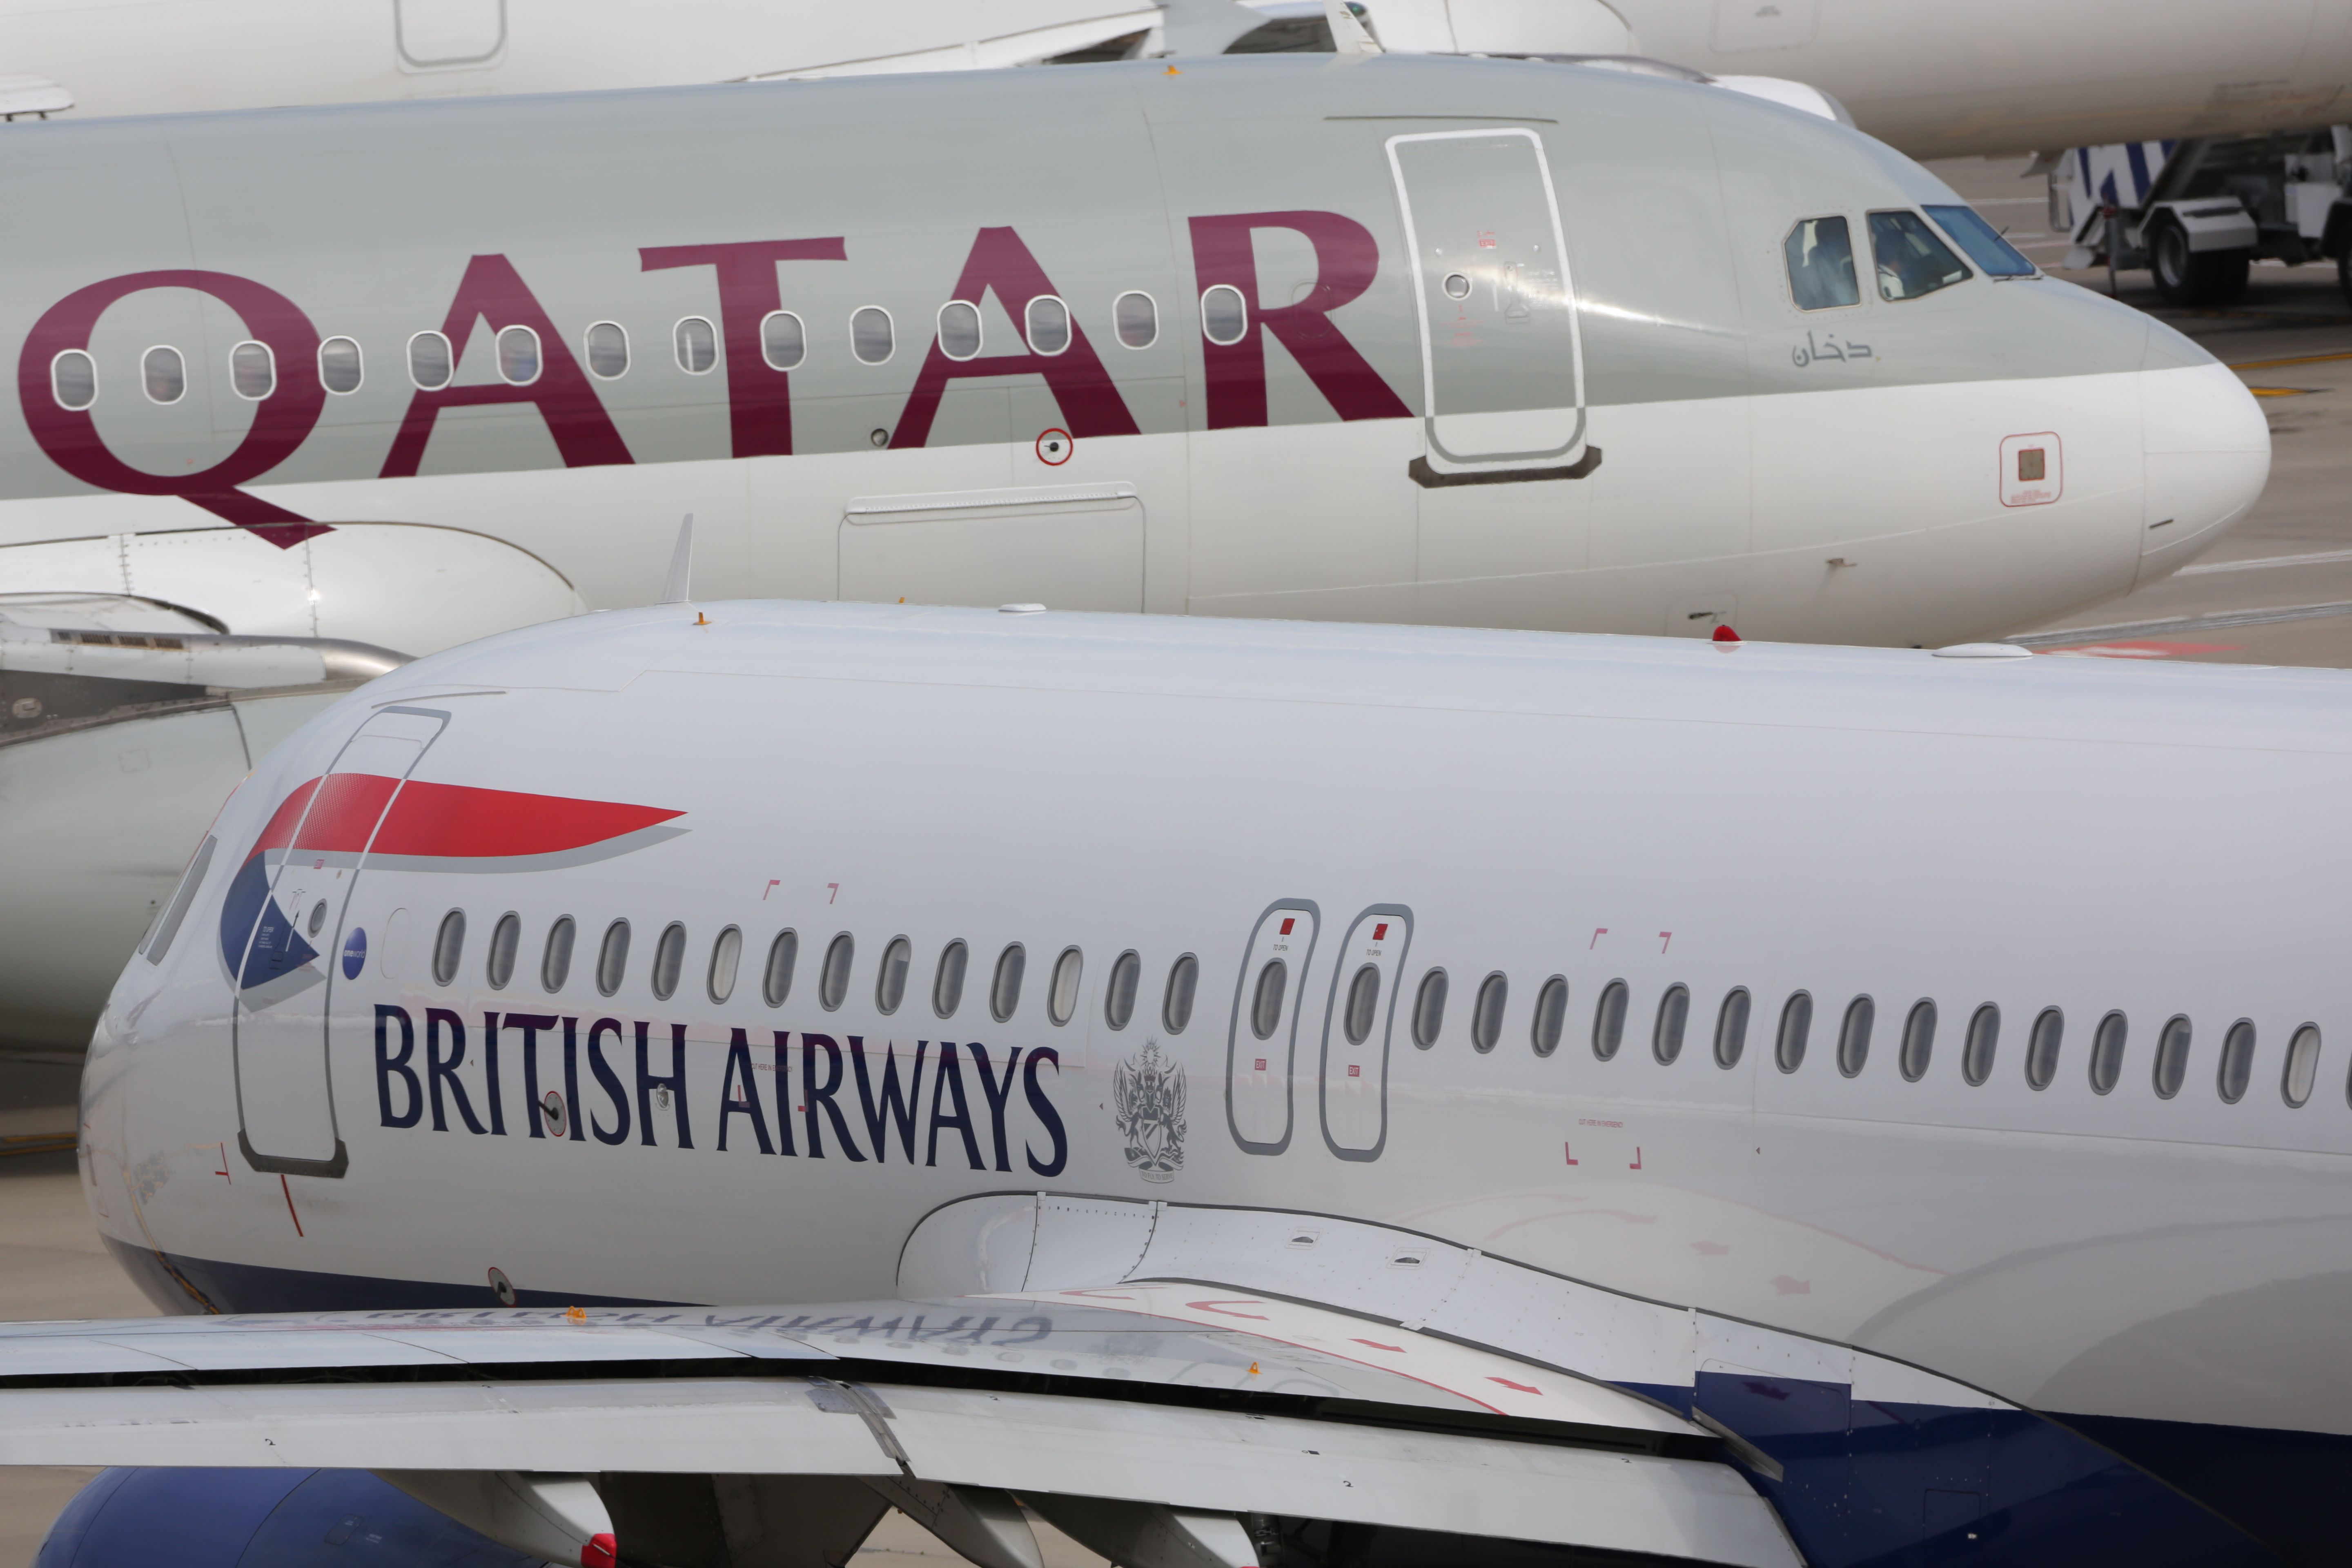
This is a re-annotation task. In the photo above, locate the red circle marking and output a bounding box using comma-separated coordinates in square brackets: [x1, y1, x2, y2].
[1036, 427, 1074, 466]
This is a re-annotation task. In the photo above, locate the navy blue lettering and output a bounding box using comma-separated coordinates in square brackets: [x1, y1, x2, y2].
[480, 1012, 506, 1136]
[634, 1020, 694, 1149]
[508, 1013, 558, 1140]
[718, 1028, 774, 1154]
[425, 1007, 488, 1134]
[586, 1018, 631, 1145]
[965, 1042, 1021, 1173]
[926, 1043, 984, 1169]
[851, 1037, 926, 1164]
[1023, 1047, 1067, 1177]
[770, 1032, 797, 1155]
[374, 1004, 421, 1128]
[801, 1033, 864, 1160]
[562, 1017, 584, 1141]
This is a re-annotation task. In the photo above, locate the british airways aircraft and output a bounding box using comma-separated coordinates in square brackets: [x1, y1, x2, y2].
[7, 596, 2345, 1568]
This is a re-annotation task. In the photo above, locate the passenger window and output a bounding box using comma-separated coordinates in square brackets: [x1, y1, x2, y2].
[1714, 988, 1750, 1068]
[851, 307, 894, 365]
[143, 345, 185, 405]
[1962, 1004, 2000, 1085]
[2217, 1019, 2256, 1104]
[1838, 996, 1874, 1077]
[1868, 210, 1971, 301]
[596, 919, 630, 997]
[1783, 216, 1859, 310]
[432, 909, 466, 986]
[876, 936, 911, 1015]
[1471, 973, 1508, 1054]
[230, 341, 275, 401]
[763, 929, 799, 1007]
[1653, 984, 1689, 1065]
[1531, 975, 1568, 1057]
[1776, 991, 1812, 1072]
[1250, 959, 1288, 1040]
[1163, 953, 1199, 1033]
[408, 330, 454, 390]
[2285, 1024, 2321, 1107]
[1591, 979, 1628, 1061]
[319, 336, 363, 394]
[819, 932, 854, 1011]
[495, 325, 540, 386]
[486, 912, 521, 991]
[1026, 295, 1071, 356]
[675, 316, 718, 374]
[1923, 205, 2034, 278]
[2089, 1011, 2127, 1095]
[50, 350, 96, 410]
[1105, 949, 1141, 1029]
[2025, 1007, 2063, 1090]
[648, 922, 686, 1000]
[1345, 964, 1382, 1045]
[1114, 290, 1158, 349]
[2151, 1015, 2192, 1098]
[934, 940, 969, 1017]
[938, 301, 982, 361]
[1200, 284, 1247, 346]
[761, 310, 806, 371]
[584, 322, 629, 380]
[1049, 947, 1083, 1025]
[1899, 999, 1936, 1082]
[708, 925, 741, 1004]
[992, 943, 1027, 1022]
[1412, 967, 1448, 1048]
[542, 916, 576, 993]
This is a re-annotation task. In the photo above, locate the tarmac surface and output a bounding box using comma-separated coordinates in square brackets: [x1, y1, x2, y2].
[3, 151, 2351, 1568]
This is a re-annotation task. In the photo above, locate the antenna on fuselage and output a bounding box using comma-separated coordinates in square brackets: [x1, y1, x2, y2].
[660, 514, 694, 605]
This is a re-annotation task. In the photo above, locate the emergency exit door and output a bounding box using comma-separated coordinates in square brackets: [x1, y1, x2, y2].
[1388, 128, 1587, 474]
[1225, 901, 1321, 1155]
[1318, 906, 1411, 1160]
[229, 706, 448, 1176]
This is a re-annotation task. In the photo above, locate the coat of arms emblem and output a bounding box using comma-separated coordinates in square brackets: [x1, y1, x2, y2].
[1112, 1040, 1186, 1183]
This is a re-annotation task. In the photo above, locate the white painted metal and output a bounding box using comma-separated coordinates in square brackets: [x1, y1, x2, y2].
[374, 1471, 612, 1568]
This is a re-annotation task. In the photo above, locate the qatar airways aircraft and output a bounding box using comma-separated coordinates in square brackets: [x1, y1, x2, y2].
[7, 597, 2343, 1568]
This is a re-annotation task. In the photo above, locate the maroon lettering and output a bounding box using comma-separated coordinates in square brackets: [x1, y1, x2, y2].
[891, 226, 1140, 449]
[1185, 211, 1409, 430]
[16, 270, 330, 548]
[380, 254, 632, 478]
[639, 238, 848, 458]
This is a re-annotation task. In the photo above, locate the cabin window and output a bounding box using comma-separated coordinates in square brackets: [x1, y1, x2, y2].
[2089, 1011, 2127, 1095]
[1783, 216, 1859, 310]
[934, 940, 969, 1017]
[1654, 984, 1690, 1065]
[1049, 947, 1084, 1025]
[408, 330, 454, 390]
[1532, 975, 1569, 1057]
[1472, 972, 1508, 1054]
[1869, 209, 1971, 301]
[495, 325, 541, 386]
[1163, 953, 1200, 1033]
[584, 322, 629, 379]
[851, 307, 895, 365]
[991, 942, 1027, 1022]
[761, 310, 806, 371]
[1105, 949, 1141, 1029]
[1899, 999, 1936, 1082]
[1026, 295, 1072, 355]
[596, 919, 630, 997]
[1838, 995, 1874, 1077]
[431, 909, 466, 986]
[818, 931, 854, 1011]
[542, 916, 576, 993]
[1923, 205, 2035, 277]
[1251, 959, 1288, 1040]
[230, 341, 276, 401]
[2217, 1019, 2256, 1104]
[1592, 978, 1629, 1061]
[876, 935, 912, 1014]
[1200, 284, 1247, 345]
[142, 346, 185, 405]
[1776, 991, 1813, 1072]
[648, 922, 686, 1000]
[1715, 988, 1751, 1068]
[50, 350, 96, 410]
[675, 316, 718, 374]
[708, 925, 741, 1004]
[938, 301, 982, 361]
[1345, 964, 1381, 1046]
[2285, 1024, 2322, 1107]
[2152, 1014, 2191, 1098]
[486, 912, 521, 990]
[762, 929, 798, 1007]
[1114, 291, 1158, 349]
[141, 835, 216, 964]
[1962, 1003, 1999, 1085]
[2025, 1007, 2063, 1089]
[1412, 968, 1449, 1048]
[319, 336, 363, 394]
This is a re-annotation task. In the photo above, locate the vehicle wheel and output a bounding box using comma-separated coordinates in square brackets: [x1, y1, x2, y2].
[2149, 224, 2251, 306]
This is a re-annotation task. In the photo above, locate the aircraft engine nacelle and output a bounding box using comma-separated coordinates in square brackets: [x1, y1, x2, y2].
[35, 1468, 545, 1568]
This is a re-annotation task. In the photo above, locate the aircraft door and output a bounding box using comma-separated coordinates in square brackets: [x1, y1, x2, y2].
[229, 706, 449, 1176]
[1387, 129, 1587, 476]
[1225, 901, 1321, 1155]
[1317, 907, 1411, 1160]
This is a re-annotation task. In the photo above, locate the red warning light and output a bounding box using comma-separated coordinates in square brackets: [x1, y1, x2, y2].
[1712, 624, 1742, 643]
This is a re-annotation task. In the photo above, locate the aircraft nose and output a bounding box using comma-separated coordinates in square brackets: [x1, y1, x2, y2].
[2136, 358, 2271, 588]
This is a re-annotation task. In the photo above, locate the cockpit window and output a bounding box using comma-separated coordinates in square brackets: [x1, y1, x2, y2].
[1869, 210, 1972, 301]
[1924, 204, 2036, 277]
[1783, 216, 1860, 311]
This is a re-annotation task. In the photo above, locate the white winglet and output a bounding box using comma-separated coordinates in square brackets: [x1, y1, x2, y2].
[660, 514, 694, 604]
[1323, 0, 1381, 56]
